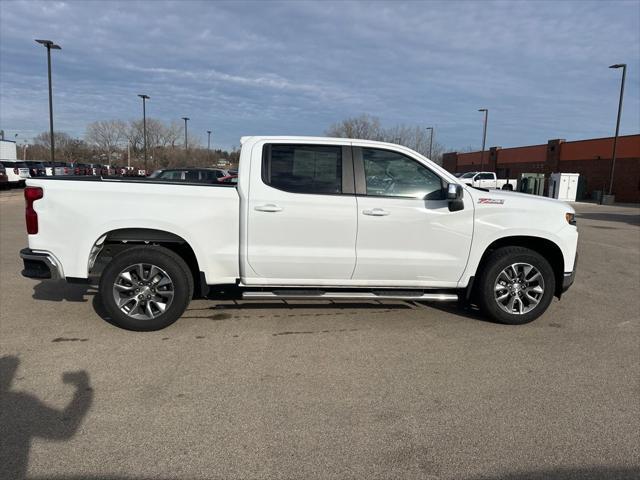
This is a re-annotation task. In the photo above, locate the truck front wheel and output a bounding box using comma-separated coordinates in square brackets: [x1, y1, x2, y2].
[477, 246, 555, 325]
[98, 246, 193, 331]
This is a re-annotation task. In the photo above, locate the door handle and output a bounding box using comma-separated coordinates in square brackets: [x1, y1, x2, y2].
[254, 204, 283, 213]
[362, 208, 390, 216]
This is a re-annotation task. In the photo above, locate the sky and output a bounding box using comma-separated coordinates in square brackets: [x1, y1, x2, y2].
[0, 0, 639, 152]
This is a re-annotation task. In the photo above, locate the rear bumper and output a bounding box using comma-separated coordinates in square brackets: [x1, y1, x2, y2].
[561, 252, 578, 293]
[20, 248, 62, 280]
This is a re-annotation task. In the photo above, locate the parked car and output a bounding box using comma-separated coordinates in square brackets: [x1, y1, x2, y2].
[78, 163, 94, 175]
[20, 136, 578, 331]
[110, 165, 127, 176]
[2, 160, 30, 186]
[25, 161, 47, 177]
[459, 171, 518, 190]
[58, 162, 74, 176]
[41, 162, 54, 176]
[84, 163, 103, 175]
[98, 164, 113, 176]
[0, 163, 8, 188]
[148, 167, 228, 183]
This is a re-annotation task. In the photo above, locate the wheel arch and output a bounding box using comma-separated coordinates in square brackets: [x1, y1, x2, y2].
[91, 228, 205, 298]
[475, 235, 565, 298]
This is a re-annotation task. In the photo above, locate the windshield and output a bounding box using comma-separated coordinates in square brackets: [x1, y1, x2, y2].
[460, 172, 477, 179]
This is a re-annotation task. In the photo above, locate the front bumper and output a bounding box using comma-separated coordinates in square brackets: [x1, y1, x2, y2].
[561, 252, 578, 293]
[20, 248, 62, 280]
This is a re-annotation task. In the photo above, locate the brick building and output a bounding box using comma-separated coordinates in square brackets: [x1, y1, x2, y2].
[442, 134, 640, 203]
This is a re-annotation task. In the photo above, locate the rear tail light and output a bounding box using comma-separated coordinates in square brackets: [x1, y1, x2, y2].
[24, 187, 43, 234]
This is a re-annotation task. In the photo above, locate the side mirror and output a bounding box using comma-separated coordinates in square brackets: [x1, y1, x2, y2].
[447, 183, 464, 211]
[447, 183, 462, 200]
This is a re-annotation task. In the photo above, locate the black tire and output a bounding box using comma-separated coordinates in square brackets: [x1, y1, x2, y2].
[502, 184, 514, 191]
[477, 246, 555, 325]
[98, 245, 193, 331]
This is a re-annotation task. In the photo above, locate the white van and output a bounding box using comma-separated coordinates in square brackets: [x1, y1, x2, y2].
[1, 160, 31, 186]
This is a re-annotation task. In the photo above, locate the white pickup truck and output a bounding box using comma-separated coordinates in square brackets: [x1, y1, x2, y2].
[21, 136, 578, 331]
[459, 171, 518, 190]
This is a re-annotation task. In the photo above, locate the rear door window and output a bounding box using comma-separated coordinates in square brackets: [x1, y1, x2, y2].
[477, 173, 494, 180]
[262, 144, 342, 194]
[161, 170, 185, 180]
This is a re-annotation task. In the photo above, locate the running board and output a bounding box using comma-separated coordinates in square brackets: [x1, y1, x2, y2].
[241, 291, 459, 301]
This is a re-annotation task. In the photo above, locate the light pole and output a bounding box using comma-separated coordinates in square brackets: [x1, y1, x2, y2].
[426, 127, 434, 159]
[35, 39, 61, 163]
[207, 130, 212, 150]
[138, 94, 150, 171]
[608, 64, 627, 196]
[181, 117, 189, 156]
[478, 109, 488, 170]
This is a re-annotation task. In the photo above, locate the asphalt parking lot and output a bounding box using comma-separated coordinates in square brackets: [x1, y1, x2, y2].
[1, 188, 639, 480]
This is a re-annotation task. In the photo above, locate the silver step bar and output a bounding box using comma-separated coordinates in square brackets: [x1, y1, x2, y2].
[242, 291, 459, 301]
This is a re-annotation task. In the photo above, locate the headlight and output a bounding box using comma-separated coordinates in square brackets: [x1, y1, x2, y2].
[565, 212, 576, 225]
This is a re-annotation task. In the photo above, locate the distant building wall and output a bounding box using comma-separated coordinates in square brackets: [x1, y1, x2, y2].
[443, 134, 640, 202]
[0, 139, 17, 161]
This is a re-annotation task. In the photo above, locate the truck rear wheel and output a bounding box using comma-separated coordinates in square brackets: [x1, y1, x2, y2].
[477, 246, 555, 325]
[98, 246, 193, 331]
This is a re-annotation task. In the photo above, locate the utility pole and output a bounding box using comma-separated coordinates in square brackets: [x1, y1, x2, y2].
[426, 127, 434, 159]
[608, 64, 627, 196]
[181, 117, 189, 158]
[478, 109, 488, 170]
[35, 39, 61, 162]
[138, 94, 150, 171]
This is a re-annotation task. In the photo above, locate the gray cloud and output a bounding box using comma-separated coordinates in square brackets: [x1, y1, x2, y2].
[0, 0, 638, 150]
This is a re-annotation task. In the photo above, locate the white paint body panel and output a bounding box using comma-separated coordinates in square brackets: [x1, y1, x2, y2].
[26, 179, 240, 283]
[26, 136, 578, 291]
[241, 137, 358, 285]
[352, 196, 473, 287]
[460, 188, 578, 283]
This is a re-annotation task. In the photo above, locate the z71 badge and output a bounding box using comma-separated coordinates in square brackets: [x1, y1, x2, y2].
[478, 198, 505, 204]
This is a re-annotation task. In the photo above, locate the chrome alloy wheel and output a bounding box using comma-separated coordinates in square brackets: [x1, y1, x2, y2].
[494, 263, 545, 315]
[112, 263, 175, 320]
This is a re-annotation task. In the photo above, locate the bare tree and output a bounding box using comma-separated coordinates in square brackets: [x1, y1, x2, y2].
[31, 131, 92, 161]
[33, 131, 72, 150]
[326, 114, 383, 140]
[326, 115, 447, 164]
[85, 120, 127, 164]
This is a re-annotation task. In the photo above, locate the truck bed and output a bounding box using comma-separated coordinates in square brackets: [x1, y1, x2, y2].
[25, 176, 240, 283]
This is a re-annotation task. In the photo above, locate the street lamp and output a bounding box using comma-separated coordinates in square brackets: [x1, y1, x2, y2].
[478, 109, 488, 170]
[35, 39, 61, 163]
[181, 117, 189, 155]
[426, 127, 434, 159]
[207, 130, 212, 150]
[138, 94, 150, 171]
[608, 63, 627, 196]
